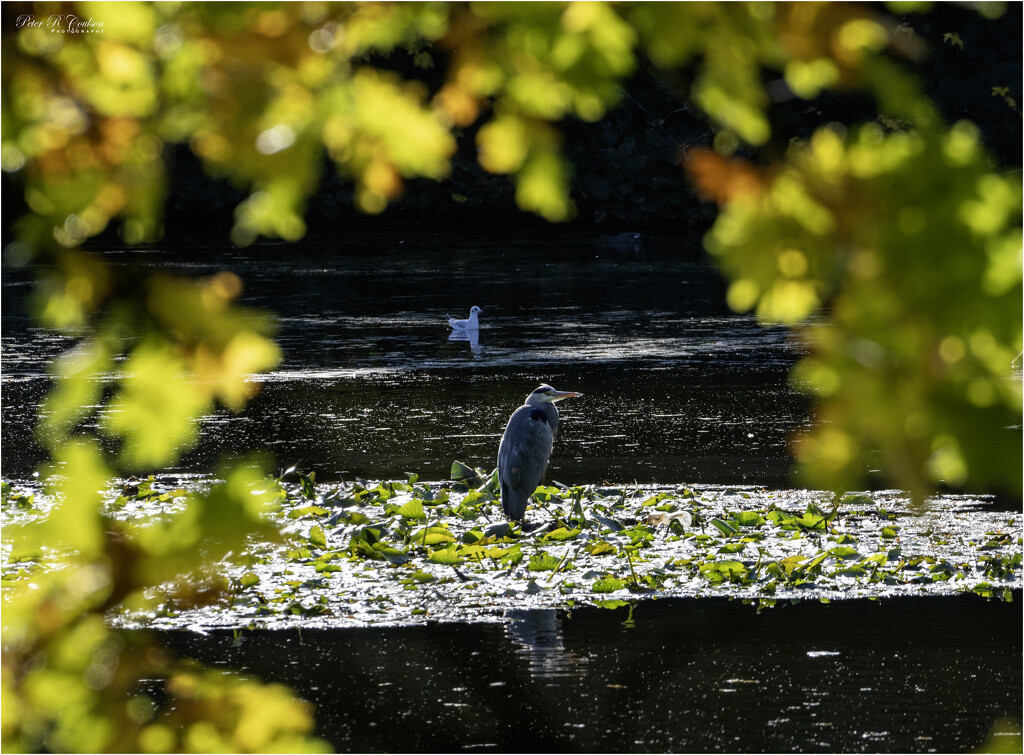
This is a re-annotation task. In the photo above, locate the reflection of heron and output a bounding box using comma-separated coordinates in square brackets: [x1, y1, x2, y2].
[498, 384, 581, 524]
[504, 609, 586, 679]
[447, 327, 480, 354]
[447, 306, 482, 331]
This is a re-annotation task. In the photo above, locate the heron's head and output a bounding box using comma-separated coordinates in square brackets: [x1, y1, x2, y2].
[526, 384, 582, 405]
[470, 306, 482, 315]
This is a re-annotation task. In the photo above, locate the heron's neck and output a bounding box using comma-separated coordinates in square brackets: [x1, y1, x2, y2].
[525, 398, 557, 410]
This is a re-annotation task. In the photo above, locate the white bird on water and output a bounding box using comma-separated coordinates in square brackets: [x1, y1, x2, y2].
[448, 306, 482, 331]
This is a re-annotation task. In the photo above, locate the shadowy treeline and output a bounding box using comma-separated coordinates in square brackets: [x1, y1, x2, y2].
[4, 3, 1020, 245]
[162, 3, 1020, 240]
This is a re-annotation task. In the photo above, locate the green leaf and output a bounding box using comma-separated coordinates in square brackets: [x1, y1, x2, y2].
[584, 540, 618, 556]
[411, 526, 455, 545]
[527, 552, 562, 571]
[298, 471, 317, 500]
[828, 546, 861, 560]
[287, 505, 330, 519]
[839, 494, 875, 507]
[594, 599, 629, 610]
[308, 526, 327, 549]
[239, 572, 261, 588]
[380, 547, 412, 565]
[394, 499, 426, 520]
[500, 544, 525, 566]
[542, 527, 581, 542]
[427, 547, 463, 565]
[593, 515, 626, 532]
[796, 512, 826, 531]
[734, 511, 765, 527]
[451, 460, 484, 487]
[710, 518, 739, 536]
[699, 560, 748, 583]
[592, 577, 628, 593]
[806, 552, 829, 570]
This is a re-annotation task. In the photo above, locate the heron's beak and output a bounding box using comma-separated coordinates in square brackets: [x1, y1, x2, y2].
[551, 390, 582, 401]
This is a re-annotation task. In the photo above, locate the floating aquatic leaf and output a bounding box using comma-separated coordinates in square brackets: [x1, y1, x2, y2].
[501, 544, 525, 566]
[460, 490, 488, 508]
[796, 512, 826, 531]
[584, 541, 618, 556]
[298, 471, 317, 500]
[711, 517, 740, 536]
[450, 460, 485, 488]
[593, 515, 626, 532]
[699, 560, 748, 584]
[238, 572, 260, 588]
[393, 500, 426, 520]
[528, 552, 562, 571]
[308, 526, 327, 549]
[778, 554, 808, 577]
[532, 486, 563, 503]
[640, 493, 671, 507]
[480, 546, 510, 560]
[380, 547, 413, 566]
[734, 511, 765, 527]
[806, 552, 829, 571]
[411, 526, 455, 546]
[828, 546, 861, 560]
[288, 505, 330, 519]
[543, 527, 581, 542]
[482, 522, 515, 539]
[840, 494, 875, 507]
[594, 599, 630, 610]
[592, 577, 628, 593]
[427, 547, 463, 565]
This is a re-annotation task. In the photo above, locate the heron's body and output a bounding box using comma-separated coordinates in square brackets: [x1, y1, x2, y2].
[497, 384, 581, 523]
[448, 306, 482, 330]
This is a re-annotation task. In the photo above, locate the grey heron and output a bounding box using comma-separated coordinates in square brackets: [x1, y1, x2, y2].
[497, 384, 582, 524]
[448, 306, 482, 330]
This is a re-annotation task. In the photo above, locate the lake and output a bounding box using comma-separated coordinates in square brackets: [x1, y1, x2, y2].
[1, 230, 807, 485]
[162, 595, 1022, 753]
[2, 232, 1019, 753]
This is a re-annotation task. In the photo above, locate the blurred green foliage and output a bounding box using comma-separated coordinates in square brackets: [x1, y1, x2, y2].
[1, 1, 1020, 752]
[705, 119, 1021, 499]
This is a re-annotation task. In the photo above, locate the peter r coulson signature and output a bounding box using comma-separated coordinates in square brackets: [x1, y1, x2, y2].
[16, 14, 104, 34]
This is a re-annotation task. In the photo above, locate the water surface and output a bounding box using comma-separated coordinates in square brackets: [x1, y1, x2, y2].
[1, 232, 807, 485]
[162, 594, 1022, 753]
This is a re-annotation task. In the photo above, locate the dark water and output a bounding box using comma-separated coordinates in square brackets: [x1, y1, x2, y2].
[1, 231, 807, 485]
[162, 594, 1022, 753]
[5, 235, 1021, 752]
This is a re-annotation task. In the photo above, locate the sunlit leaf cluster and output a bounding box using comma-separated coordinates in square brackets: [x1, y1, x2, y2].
[703, 119, 1022, 499]
[1, 469, 327, 753]
[34, 266, 280, 470]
